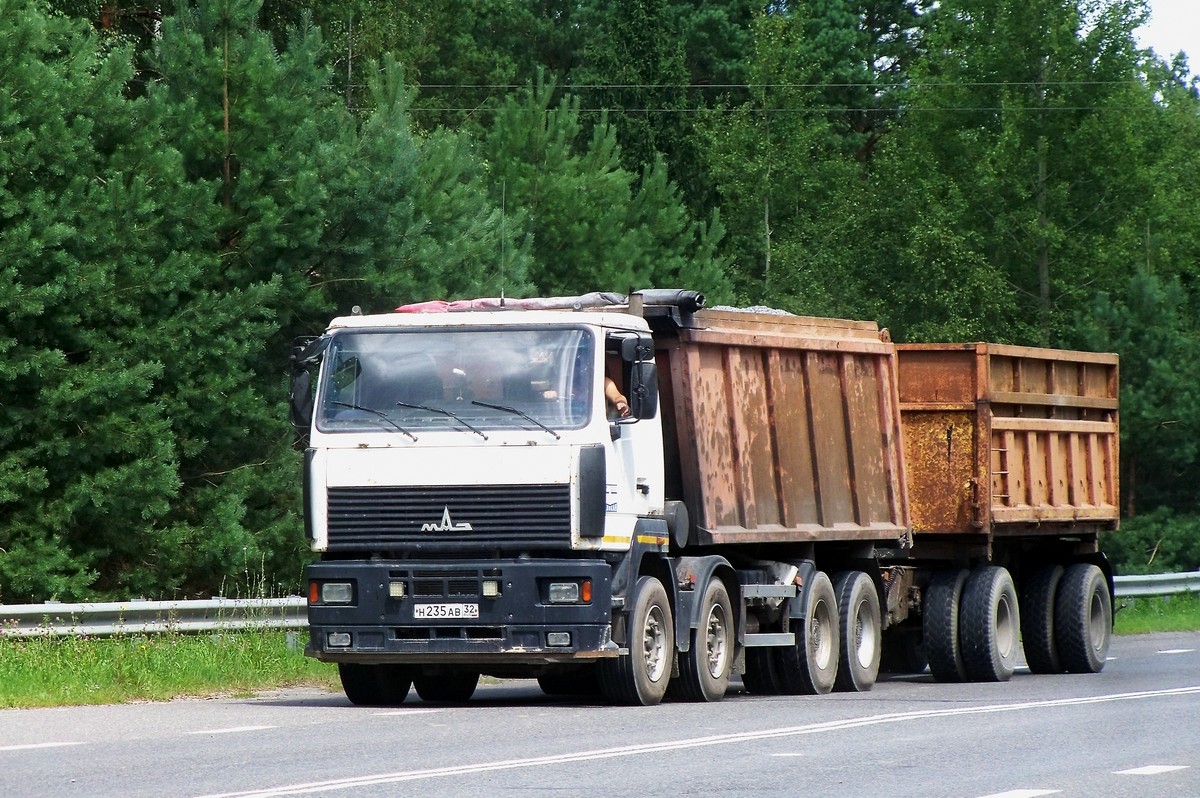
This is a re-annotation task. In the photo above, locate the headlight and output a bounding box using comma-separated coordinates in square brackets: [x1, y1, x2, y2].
[320, 582, 354, 604]
[548, 582, 581, 603]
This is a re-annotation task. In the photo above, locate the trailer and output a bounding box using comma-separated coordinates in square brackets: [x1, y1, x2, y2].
[290, 290, 1119, 705]
[895, 343, 1119, 679]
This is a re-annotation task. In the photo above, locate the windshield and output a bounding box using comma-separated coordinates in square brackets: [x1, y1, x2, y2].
[315, 327, 596, 435]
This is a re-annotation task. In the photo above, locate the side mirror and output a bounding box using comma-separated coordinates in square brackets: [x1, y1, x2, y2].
[289, 335, 329, 440]
[620, 335, 655, 363]
[627, 361, 658, 420]
[290, 369, 314, 433]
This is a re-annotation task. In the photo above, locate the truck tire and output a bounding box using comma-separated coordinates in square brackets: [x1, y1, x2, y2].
[741, 648, 782, 695]
[1020, 564, 1065, 674]
[414, 670, 480, 704]
[959, 566, 1020, 682]
[775, 570, 839, 695]
[923, 569, 969, 682]
[599, 576, 675, 705]
[1055, 563, 1111, 673]
[833, 571, 881, 692]
[338, 663, 412, 707]
[673, 577, 734, 702]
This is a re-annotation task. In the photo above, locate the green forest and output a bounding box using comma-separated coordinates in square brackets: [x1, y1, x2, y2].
[2, 0, 1198, 603]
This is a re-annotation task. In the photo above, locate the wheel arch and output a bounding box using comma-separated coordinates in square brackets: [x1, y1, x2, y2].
[672, 555, 737, 653]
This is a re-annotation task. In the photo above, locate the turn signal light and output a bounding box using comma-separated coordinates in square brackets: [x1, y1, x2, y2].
[309, 581, 354, 605]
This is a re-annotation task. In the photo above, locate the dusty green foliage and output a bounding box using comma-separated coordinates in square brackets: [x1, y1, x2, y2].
[1104, 510, 1200, 575]
[10, 0, 1200, 606]
[0, 631, 339, 709]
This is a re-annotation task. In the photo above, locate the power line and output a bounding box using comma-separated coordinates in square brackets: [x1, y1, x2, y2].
[404, 105, 1160, 114]
[406, 79, 1155, 91]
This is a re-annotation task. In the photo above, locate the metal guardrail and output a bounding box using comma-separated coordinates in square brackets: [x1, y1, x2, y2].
[0, 573, 1195, 639]
[1113, 572, 1200, 598]
[0, 597, 307, 638]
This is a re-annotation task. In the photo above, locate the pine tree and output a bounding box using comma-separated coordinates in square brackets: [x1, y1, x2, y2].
[143, 0, 533, 596]
[699, 9, 860, 308]
[1075, 272, 1200, 515]
[0, 0, 232, 599]
[483, 76, 730, 298]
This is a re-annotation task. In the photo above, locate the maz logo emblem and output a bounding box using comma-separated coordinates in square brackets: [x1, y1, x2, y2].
[421, 506, 474, 532]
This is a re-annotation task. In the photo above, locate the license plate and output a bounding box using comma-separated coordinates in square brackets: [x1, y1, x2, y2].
[413, 603, 479, 620]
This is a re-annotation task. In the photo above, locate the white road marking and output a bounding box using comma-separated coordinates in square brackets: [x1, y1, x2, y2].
[977, 791, 1059, 798]
[1158, 649, 1195, 655]
[370, 709, 442, 717]
[193, 685, 1200, 798]
[188, 726, 277, 735]
[769, 752, 805, 757]
[0, 742, 85, 752]
[1115, 765, 1189, 775]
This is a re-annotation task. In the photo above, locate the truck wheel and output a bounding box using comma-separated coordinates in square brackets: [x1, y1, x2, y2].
[833, 571, 881, 692]
[673, 577, 734, 702]
[413, 670, 480, 703]
[959, 566, 1020, 682]
[923, 569, 968, 682]
[741, 648, 782, 695]
[1020, 564, 1065, 674]
[775, 570, 839, 695]
[1055, 563, 1111, 673]
[338, 663, 412, 707]
[599, 576, 675, 705]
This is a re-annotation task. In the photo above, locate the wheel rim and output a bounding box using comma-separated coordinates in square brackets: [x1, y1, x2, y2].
[853, 599, 877, 669]
[811, 600, 834, 670]
[643, 604, 668, 682]
[1088, 588, 1106, 652]
[995, 592, 1017, 658]
[704, 603, 730, 678]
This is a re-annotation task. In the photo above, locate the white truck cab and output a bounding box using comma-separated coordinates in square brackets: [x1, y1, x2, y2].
[291, 296, 684, 704]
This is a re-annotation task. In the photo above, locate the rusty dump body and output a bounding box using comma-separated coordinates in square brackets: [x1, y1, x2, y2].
[649, 308, 910, 547]
[646, 306, 1119, 558]
[896, 343, 1119, 555]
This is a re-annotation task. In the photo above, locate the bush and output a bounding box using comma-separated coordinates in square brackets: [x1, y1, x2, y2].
[1103, 509, 1200, 575]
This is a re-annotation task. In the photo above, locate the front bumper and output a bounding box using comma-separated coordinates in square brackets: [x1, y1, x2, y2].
[306, 558, 616, 665]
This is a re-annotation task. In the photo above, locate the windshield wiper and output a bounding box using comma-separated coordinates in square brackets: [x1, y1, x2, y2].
[396, 400, 489, 440]
[329, 401, 418, 441]
[471, 400, 561, 440]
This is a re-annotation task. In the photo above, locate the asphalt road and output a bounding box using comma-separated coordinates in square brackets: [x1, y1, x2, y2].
[2, 631, 1198, 798]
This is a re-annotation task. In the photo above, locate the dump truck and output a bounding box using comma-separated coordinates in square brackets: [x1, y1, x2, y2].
[289, 290, 1119, 706]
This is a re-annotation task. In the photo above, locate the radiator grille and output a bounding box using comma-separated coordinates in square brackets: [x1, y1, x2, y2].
[326, 484, 572, 550]
[390, 568, 502, 599]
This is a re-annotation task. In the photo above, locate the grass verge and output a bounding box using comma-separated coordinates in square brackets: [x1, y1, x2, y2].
[0, 630, 339, 709]
[2, 594, 1197, 709]
[1113, 592, 1200, 635]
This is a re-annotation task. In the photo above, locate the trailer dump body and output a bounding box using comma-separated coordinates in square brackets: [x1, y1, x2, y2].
[651, 309, 910, 546]
[896, 343, 1119, 540]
